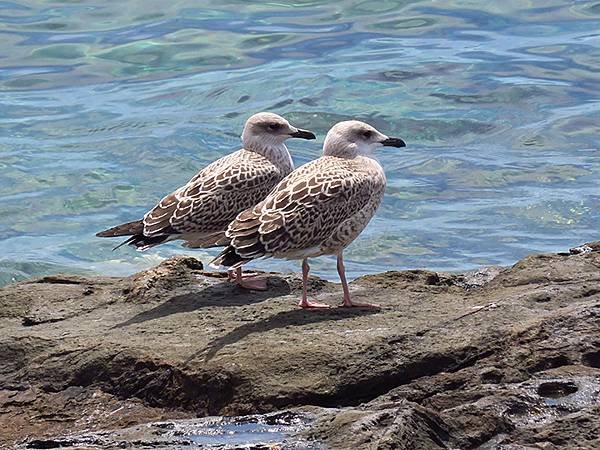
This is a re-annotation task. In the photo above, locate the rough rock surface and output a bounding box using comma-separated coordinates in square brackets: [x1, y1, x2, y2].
[1, 243, 599, 449]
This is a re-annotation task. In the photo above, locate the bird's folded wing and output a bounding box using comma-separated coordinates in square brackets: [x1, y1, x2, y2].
[142, 150, 282, 237]
[227, 158, 376, 257]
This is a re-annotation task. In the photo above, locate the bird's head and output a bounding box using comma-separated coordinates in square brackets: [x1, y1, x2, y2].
[323, 120, 406, 158]
[241, 112, 316, 151]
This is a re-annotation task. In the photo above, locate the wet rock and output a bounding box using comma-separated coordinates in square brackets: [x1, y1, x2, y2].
[13, 411, 316, 450]
[454, 265, 504, 289]
[305, 402, 450, 449]
[0, 243, 599, 449]
[537, 380, 578, 398]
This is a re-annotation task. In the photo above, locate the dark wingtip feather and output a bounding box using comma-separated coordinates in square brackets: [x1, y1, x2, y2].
[96, 219, 144, 237]
[111, 233, 172, 251]
[210, 246, 248, 268]
[112, 236, 137, 251]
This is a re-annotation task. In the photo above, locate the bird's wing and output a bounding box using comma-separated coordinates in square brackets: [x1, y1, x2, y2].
[142, 150, 284, 237]
[227, 156, 380, 258]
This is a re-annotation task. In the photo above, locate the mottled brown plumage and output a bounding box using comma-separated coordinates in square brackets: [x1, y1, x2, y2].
[212, 120, 406, 308]
[223, 155, 386, 260]
[96, 112, 315, 253]
[140, 148, 291, 249]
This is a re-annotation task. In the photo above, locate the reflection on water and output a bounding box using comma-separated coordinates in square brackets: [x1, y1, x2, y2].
[15, 411, 316, 449]
[1, 0, 599, 285]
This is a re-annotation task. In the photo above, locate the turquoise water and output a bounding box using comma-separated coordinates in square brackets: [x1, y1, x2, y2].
[1, 0, 599, 285]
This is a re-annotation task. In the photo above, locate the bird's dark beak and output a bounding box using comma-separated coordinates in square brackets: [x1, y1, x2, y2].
[380, 137, 406, 148]
[290, 128, 316, 140]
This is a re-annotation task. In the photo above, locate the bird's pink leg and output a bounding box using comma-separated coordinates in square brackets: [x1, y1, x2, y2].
[228, 267, 268, 291]
[338, 253, 380, 308]
[298, 258, 330, 309]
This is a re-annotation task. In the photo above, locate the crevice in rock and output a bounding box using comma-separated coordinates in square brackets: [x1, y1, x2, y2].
[528, 355, 572, 373]
[581, 350, 600, 369]
[66, 354, 240, 415]
[264, 346, 498, 411]
[537, 381, 578, 398]
[30, 276, 86, 285]
[22, 316, 66, 327]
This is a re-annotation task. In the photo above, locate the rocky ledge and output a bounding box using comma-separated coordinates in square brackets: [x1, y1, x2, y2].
[1, 243, 599, 449]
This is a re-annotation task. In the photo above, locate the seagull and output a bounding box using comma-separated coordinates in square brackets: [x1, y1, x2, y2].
[210, 120, 406, 308]
[96, 112, 316, 290]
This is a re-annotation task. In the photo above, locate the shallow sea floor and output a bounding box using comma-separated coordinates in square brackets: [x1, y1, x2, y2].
[1, 0, 599, 285]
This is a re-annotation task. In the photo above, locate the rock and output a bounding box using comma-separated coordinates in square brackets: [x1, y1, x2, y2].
[12, 411, 316, 450]
[0, 245, 599, 449]
[305, 401, 451, 449]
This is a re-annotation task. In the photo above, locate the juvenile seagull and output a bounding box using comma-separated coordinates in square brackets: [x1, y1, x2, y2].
[96, 112, 316, 290]
[211, 120, 406, 308]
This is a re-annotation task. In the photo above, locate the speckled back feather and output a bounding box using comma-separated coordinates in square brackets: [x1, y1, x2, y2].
[142, 148, 293, 246]
[217, 155, 386, 264]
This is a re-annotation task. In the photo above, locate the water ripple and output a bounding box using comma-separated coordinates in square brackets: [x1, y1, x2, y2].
[1, 0, 599, 285]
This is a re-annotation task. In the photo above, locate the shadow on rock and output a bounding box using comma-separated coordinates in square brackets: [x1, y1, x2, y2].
[113, 276, 291, 329]
[185, 307, 380, 364]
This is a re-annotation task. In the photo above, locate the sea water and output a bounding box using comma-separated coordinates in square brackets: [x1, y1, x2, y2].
[1, 0, 599, 286]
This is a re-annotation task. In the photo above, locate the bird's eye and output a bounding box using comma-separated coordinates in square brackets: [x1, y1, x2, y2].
[268, 123, 281, 130]
[362, 130, 372, 138]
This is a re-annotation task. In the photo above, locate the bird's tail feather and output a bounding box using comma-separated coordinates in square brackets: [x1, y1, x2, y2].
[112, 234, 171, 251]
[96, 220, 144, 237]
[209, 246, 250, 269]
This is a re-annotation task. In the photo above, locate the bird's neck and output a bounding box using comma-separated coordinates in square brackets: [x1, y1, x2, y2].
[246, 141, 294, 174]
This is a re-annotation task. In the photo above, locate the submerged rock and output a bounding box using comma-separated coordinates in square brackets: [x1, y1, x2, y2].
[0, 243, 599, 449]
